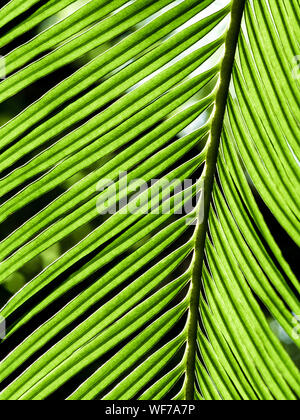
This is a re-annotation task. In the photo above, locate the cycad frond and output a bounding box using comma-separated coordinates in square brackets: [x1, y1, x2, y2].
[0, 0, 299, 401]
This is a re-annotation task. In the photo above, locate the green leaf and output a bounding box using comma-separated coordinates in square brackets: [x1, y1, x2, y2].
[0, 0, 299, 401]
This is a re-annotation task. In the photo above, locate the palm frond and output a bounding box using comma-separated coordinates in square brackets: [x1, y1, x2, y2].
[0, 0, 299, 400]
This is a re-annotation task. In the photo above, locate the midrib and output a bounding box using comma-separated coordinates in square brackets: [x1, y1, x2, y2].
[184, 0, 247, 400]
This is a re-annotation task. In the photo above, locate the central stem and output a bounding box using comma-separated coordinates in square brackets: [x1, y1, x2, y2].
[185, 0, 246, 400]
